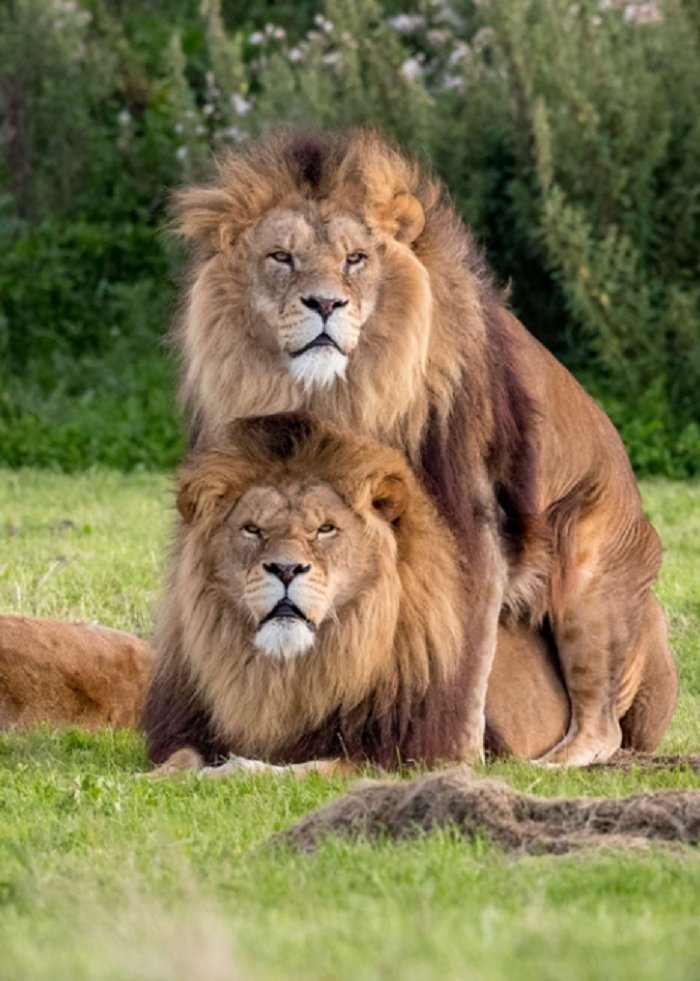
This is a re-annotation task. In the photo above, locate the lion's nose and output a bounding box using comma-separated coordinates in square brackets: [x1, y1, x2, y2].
[263, 562, 310, 586]
[301, 295, 348, 322]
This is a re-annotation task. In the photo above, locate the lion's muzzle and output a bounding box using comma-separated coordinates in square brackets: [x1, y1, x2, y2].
[259, 598, 317, 633]
[290, 333, 344, 358]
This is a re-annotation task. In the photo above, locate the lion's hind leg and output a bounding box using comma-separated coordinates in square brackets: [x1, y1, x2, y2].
[536, 510, 664, 767]
[619, 594, 678, 752]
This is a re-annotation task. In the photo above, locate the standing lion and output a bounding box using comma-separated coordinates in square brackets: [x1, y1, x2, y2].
[170, 129, 676, 765]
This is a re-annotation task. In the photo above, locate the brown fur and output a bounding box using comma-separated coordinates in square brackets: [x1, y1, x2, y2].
[0, 616, 154, 730]
[171, 129, 677, 764]
[143, 415, 675, 772]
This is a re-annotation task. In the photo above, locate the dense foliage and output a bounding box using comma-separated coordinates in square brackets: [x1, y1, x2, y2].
[1, 0, 698, 473]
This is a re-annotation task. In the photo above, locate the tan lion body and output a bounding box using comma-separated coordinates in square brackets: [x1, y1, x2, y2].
[172, 130, 677, 765]
[0, 616, 154, 730]
[143, 417, 676, 773]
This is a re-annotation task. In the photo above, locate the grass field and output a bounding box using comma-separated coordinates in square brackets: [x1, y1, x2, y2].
[1, 471, 699, 980]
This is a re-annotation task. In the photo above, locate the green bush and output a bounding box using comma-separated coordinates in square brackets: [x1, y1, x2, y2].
[0, 0, 697, 474]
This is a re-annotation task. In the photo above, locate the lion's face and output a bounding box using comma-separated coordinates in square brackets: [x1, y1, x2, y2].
[245, 207, 382, 389]
[210, 481, 387, 659]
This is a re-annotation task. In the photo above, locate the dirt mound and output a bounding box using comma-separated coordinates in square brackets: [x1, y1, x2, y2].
[592, 750, 700, 772]
[274, 766, 700, 855]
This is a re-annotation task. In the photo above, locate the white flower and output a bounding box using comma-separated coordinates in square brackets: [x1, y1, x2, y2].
[176, 146, 188, 161]
[117, 109, 132, 127]
[472, 27, 495, 51]
[249, 30, 264, 45]
[431, 0, 460, 25]
[314, 14, 334, 32]
[449, 40, 471, 65]
[427, 28, 451, 46]
[203, 103, 215, 117]
[441, 73, 465, 92]
[623, 1, 661, 23]
[400, 57, 424, 84]
[273, 26, 286, 41]
[387, 13, 425, 33]
[230, 93, 251, 115]
[287, 47, 303, 63]
[322, 52, 343, 68]
[221, 125, 245, 143]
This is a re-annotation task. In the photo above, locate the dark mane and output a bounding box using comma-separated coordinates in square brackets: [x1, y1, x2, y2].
[232, 413, 317, 462]
[289, 134, 327, 190]
[143, 654, 229, 765]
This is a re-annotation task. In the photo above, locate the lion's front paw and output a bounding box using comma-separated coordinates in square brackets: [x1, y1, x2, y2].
[198, 756, 344, 778]
[199, 755, 281, 777]
[140, 747, 205, 778]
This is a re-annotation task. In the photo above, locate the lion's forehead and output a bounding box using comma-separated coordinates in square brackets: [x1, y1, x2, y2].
[253, 207, 372, 257]
[232, 481, 355, 533]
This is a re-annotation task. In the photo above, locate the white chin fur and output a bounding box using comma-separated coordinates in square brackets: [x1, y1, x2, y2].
[288, 348, 347, 390]
[255, 619, 316, 660]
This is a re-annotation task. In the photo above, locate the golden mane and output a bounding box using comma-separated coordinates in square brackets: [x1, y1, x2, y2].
[174, 129, 434, 249]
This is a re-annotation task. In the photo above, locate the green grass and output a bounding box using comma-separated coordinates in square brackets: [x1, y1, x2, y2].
[1, 472, 699, 980]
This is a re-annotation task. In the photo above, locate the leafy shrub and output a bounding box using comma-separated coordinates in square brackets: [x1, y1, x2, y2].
[0, 0, 697, 474]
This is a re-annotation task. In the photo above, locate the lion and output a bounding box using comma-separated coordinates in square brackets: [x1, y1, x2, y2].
[170, 129, 676, 764]
[0, 616, 154, 730]
[143, 416, 676, 774]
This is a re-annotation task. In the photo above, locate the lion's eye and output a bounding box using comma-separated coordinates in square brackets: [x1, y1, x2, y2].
[268, 250, 293, 266]
[346, 252, 367, 266]
[242, 523, 263, 538]
[317, 523, 337, 537]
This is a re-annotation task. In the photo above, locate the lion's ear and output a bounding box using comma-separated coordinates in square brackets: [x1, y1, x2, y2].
[371, 475, 408, 524]
[176, 458, 239, 524]
[171, 187, 239, 250]
[375, 192, 425, 244]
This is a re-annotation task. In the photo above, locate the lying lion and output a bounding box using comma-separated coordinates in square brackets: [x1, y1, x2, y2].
[0, 616, 154, 730]
[143, 415, 676, 775]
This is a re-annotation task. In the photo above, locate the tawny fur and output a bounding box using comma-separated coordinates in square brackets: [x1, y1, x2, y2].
[143, 416, 676, 771]
[171, 128, 677, 765]
[487, 601, 677, 761]
[0, 616, 154, 730]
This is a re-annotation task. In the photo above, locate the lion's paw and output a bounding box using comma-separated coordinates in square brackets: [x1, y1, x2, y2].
[139, 747, 205, 779]
[533, 730, 621, 767]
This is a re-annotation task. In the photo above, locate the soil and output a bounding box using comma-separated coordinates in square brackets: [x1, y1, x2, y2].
[275, 765, 700, 855]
